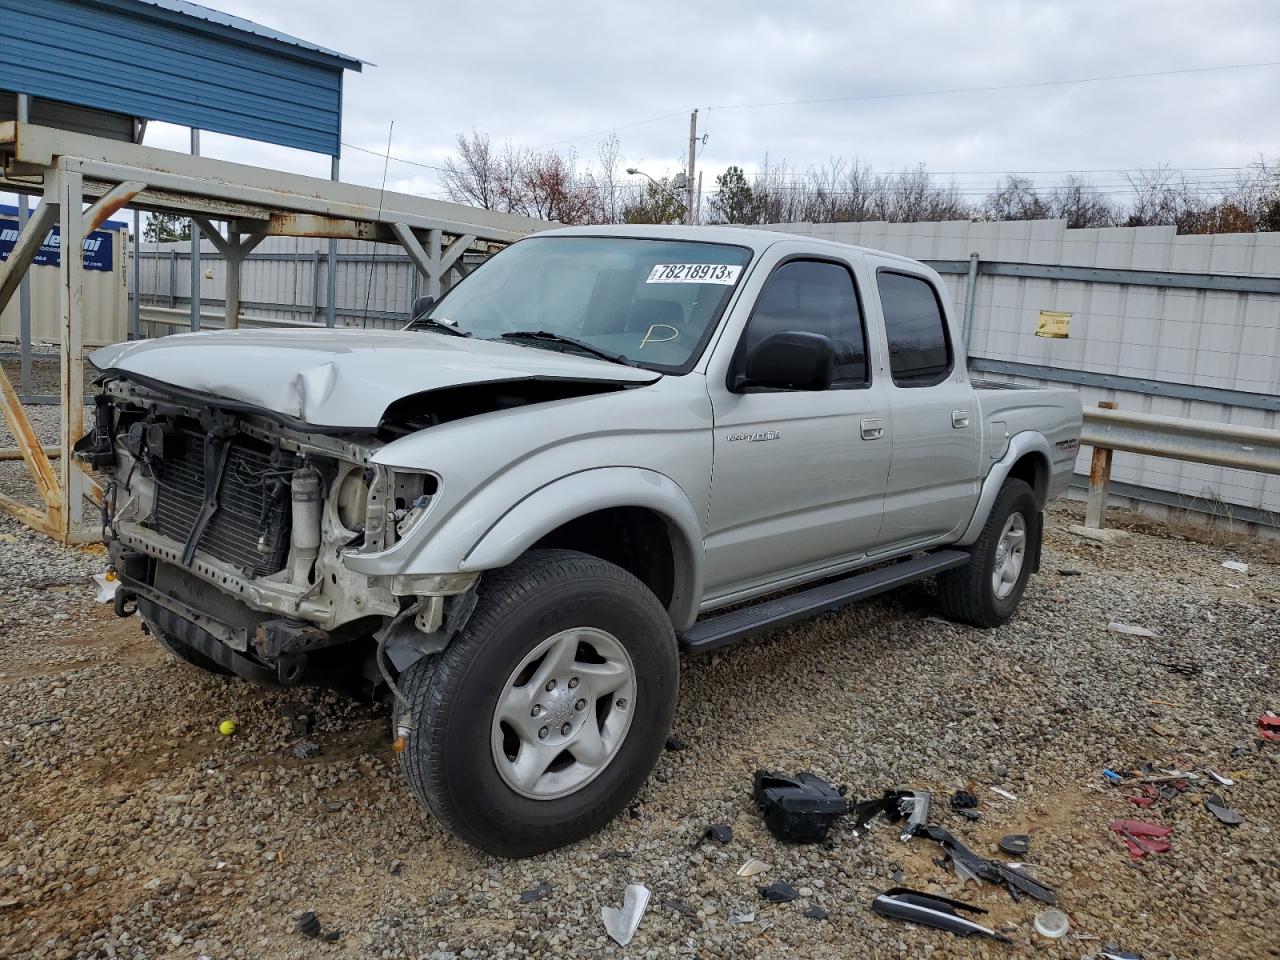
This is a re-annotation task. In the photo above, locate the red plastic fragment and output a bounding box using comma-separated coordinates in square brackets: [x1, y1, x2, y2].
[1260, 712, 1280, 741]
[1109, 819, 1174, 859]
[1110, 819, 1173, 837]
[1127, 796, 1155, 808]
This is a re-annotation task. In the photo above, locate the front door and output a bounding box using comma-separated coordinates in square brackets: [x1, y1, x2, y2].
[704, 257, 892, 598]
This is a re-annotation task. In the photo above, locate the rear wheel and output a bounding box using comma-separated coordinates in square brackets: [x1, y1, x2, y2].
[397, 549, 678, 857]
[937, 478, 1040, 628]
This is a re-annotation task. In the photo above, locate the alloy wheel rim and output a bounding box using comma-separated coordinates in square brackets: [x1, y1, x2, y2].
[992, 512, 1027, 600]
[490, 627, 637, 800]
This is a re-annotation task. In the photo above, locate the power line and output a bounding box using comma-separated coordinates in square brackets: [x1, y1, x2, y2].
[707, 59, 1280, 111]
[531, 109, 690, 151]
[342, 139, 450, 173]
[508, 59, 1280, 153]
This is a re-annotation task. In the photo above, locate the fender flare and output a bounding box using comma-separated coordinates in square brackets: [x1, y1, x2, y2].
[461, 467, 705, 630]
[957, 432, 1053, 546]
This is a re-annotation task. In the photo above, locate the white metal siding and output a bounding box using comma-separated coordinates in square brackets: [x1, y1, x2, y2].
[762, 219, 1280, 519]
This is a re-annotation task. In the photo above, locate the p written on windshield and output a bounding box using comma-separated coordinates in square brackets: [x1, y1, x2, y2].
[421, 236, 753, 372]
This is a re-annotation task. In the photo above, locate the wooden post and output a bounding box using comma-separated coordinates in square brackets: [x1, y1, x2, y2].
[1085, 401, 1118, 529]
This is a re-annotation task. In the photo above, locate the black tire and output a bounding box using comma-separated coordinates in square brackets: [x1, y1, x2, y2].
[937, 478, 1041, 628]
[397, 549, 679, 857]
[145, 617, 234, 676]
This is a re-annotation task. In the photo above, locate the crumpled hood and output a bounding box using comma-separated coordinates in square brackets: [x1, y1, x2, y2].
[90, 328, 659, 429]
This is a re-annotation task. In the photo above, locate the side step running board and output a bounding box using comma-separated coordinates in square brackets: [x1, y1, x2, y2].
[679, 549, 970, 653]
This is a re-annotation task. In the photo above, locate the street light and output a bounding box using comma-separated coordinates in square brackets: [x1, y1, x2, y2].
[626, 168, 689, 224]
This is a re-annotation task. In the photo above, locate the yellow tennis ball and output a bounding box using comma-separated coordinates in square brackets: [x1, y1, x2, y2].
[218, 720, 236, 736]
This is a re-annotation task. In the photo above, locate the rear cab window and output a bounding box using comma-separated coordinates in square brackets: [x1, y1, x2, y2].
[876, 270, 953, 387]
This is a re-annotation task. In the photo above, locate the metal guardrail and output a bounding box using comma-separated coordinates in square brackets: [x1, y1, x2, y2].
[1080, 403, 1280, 529]
[1082, 406, 1280, 473]
[138, 305, 313, 330]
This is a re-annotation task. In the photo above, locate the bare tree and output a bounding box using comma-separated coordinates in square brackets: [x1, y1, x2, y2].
[1047, 176, 1116, 228]
[440, 130, 504, 210]
[442, 130, 1280, 234]
[983, 175, 1051, 221]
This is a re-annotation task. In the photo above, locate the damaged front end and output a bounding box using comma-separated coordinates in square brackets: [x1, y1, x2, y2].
[75, 376, 476, 688]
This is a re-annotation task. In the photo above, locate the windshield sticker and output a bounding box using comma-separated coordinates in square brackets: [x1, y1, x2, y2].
[645, 263, 742, 285]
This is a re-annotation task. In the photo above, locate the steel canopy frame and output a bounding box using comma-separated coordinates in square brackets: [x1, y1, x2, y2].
[0, 121, 547, 544]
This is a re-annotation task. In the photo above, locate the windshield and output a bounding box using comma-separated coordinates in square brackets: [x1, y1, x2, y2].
[412, 236, 753, 372]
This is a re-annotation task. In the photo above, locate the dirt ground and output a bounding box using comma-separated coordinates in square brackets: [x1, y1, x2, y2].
[1, 503, 1278, 959]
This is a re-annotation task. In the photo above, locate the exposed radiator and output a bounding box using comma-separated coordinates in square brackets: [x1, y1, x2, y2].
[151, 427, 293, 578]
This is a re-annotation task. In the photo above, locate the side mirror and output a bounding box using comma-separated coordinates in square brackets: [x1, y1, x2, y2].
[741, 331, 835, 391]
[411, 295, 435, 320]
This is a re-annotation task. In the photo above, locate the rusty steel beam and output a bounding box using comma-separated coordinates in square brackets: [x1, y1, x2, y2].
[0, 200, 58, 316]
[0, 446, 61, 461]
[84, 180, 146, 233]
[0, 491, 60, 541]
[0, 363, 60, 505]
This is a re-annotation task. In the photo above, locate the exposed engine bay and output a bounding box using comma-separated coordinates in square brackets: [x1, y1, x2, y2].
[76, 375, 463, 687]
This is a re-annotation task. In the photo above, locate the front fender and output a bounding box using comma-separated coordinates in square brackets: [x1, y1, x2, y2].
[461, 467, 704, 629]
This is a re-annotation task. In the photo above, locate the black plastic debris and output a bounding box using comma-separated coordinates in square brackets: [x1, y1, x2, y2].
[694, 823, 733, 848]
[956, 809, 982, 822]
[754, 770, 850, 843]
[293, 740, 320, 760]
[847, 788, 927, 839]
[664, 736, 687, 751]
[1204, 794, 1244, 826]
[804, 905, 828, 920]
[871, 888, 1011, 944]
[1100, 947, 1143, 960]
[1057, 568, 1082, 577]
[757, 880, 799, 903]
[519, 881, 554, 904]
[998, 834, 1031, 855]
[323, 929, 341, 943]
[295, 911, 321, 938]
[600, 849, 632, 860]
[661, 896, 696, 917]
[291, 711, 314, 737]
[914, 825, 1056, 904]
[950, 790, 978, 810]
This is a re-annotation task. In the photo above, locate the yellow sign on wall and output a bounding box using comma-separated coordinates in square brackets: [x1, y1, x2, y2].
[1036, 310, 1071, 338]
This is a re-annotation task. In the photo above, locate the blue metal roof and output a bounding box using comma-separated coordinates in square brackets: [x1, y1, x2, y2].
[126, 0, 365, 69]
[0, 0, 363, 156]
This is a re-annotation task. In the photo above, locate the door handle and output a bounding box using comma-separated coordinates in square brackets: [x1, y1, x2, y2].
[951, 409, 970, 429]
[860, 418, 885, 441]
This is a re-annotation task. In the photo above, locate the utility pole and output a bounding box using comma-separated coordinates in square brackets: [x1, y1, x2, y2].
[685, 109, 698, 225]
[190, 127, 201, 331]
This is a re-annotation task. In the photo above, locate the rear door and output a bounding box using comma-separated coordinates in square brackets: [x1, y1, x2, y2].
[703, 251, 892, 598]
[871, 267, 982, 548]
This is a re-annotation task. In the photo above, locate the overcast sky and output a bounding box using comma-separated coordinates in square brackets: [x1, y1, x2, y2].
[110, 0, 1280, 202]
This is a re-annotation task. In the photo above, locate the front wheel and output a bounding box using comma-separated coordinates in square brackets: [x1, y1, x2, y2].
[397, 549, 678, 857]
[937, 478, 1041, 628]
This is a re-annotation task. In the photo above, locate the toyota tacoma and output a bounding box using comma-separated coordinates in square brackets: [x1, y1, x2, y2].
[77, 225, 1082, 857]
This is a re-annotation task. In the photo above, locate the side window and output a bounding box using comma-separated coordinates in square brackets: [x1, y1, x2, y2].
[877, 271, 952, 387]
[741, 260, 868, 387]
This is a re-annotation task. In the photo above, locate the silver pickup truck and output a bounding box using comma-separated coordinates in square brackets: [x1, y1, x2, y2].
[78, 225, 1081, 856]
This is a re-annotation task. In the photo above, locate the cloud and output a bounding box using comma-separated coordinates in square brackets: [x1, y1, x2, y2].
[38, 0, 1280, 201]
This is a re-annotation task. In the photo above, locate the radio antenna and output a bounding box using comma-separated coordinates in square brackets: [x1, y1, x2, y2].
[361, 121, 394, 328]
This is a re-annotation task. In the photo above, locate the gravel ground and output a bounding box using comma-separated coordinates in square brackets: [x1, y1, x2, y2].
[0, 503, 1277, 960]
